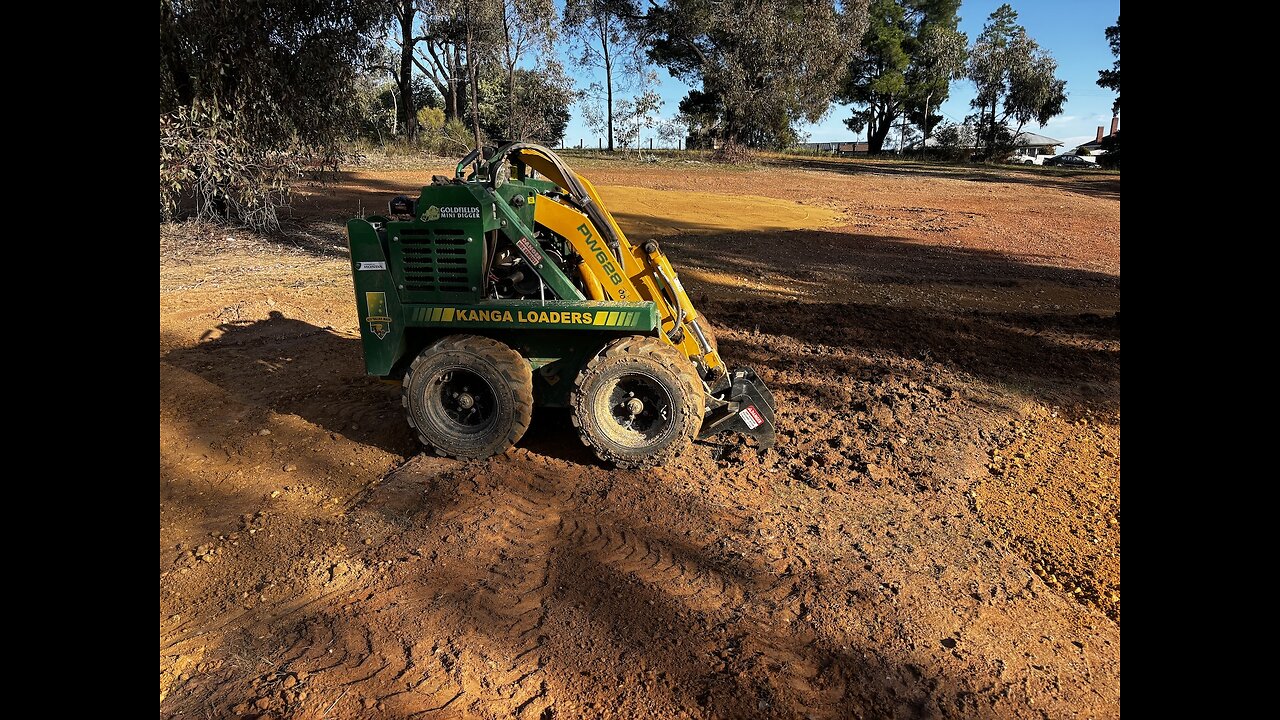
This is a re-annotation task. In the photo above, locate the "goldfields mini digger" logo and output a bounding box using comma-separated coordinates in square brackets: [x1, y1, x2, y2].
[421, 205, 481, 222]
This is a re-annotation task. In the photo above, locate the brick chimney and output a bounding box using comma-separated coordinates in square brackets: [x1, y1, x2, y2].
[1110, 115, 1120, 136]
[1095, 126, 1104, 142]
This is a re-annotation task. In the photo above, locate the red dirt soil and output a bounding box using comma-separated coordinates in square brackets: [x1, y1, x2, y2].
[160, 156, 1120, 719]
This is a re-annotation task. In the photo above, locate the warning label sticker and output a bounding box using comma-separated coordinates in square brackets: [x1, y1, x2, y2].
[516, 236, 544, 265]
[739, 405, 765, 429]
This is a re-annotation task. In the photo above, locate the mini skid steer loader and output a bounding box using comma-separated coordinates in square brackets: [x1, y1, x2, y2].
[346, 144, 776, 466]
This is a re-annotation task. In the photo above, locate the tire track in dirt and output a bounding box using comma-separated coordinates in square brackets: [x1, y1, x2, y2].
[228, 460, 851, 718]
[231, 465, 567, 718]
[440, 486, 560, 719]
[556, 504, 853, 717]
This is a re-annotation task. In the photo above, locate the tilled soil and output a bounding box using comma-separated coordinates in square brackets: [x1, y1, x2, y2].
[160, 156, 1120, 719]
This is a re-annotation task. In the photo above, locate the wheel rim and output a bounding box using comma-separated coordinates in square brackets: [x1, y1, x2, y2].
[599, 371, 674, 449]
[427, 367, 498, 434]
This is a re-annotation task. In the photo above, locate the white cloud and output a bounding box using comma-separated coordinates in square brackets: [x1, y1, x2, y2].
[1043, 115, 1078, 127]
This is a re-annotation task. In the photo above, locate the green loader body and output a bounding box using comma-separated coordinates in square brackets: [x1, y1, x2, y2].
[345, 144, 778, 466]
[347, 179, 661, 408]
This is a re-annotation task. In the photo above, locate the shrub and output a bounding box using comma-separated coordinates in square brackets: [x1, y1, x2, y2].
[711, 141, 755, 164]
[439, 118, 481, 155]
[417, 107, 446, 133]
[160, 103, 304, 232]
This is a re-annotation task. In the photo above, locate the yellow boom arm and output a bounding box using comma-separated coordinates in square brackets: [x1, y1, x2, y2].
[513, 147, 726, 380]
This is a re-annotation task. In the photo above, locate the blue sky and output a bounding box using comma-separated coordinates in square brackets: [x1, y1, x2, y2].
[557, 0, 1121, 153]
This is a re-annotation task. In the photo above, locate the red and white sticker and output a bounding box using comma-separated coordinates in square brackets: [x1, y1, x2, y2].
[739, 405, 765, 429]
[516, 236, 544, 265]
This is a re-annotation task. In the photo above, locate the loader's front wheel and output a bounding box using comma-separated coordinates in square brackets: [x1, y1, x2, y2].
[403, 335, 533, 459]
[572, 336, 704, 467]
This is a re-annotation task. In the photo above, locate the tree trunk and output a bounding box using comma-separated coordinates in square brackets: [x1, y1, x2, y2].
[503, 9, 516, 140]
[921, 92, 933, 158]
[868, 105, 894, 154]
[465, 3, 481, 153]
[601, 19, 614, 151]
[986, 100, 998, 159]
[508, 63, 517, 138]
[449, 47, 461, 120]
[397, 0, 418, 139]
[390, 88, 398, 135]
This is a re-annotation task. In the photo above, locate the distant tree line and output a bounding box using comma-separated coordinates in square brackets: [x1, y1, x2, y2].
[161, 0, 1088, 229]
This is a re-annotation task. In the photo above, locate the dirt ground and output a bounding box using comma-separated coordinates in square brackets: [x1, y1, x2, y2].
[160, 155, 1120, 719]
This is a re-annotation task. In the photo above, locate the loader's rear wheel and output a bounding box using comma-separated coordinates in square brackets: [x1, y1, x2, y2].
[403, 334, 533, 459]
[572, 336, 704, 467]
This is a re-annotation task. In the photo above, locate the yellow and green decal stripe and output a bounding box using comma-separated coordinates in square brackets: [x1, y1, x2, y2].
[407, 305, 649, 329]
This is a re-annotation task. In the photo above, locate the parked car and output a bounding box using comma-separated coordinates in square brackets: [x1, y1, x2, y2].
[1044, 154, 1097, 168]
[1006, 152, 1042, 165]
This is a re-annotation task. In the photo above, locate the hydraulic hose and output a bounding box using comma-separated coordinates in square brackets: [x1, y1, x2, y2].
[493, 143, 626, 266]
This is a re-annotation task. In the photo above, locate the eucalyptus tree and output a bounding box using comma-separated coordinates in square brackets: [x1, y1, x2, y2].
[642, 0, 869, 149]
[967, 3, 1066, 158]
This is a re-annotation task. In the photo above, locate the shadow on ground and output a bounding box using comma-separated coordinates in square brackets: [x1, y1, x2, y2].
[761, 155, 1121, 201]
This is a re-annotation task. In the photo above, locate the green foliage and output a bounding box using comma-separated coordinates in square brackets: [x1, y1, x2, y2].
[967, 4, 1066, 158]
[414, 0, 492, 125]
[159, 103, 300, 231]
[905, 21, 968, 140]
[677, 89, 722, 149]
[1097, 15, 1120, 113]
[354, 75, 398, 141]
[930, 120, 974, 159]
[477, 64, 576, 143]
[840, 0, 965, 153]
[657, 115, 691, 147]
[840, 0, 909, 144]
[159, 0, 387, 228]
[418, 107, 447, 132]
[354, 72, 443, 141]
[442, 118, 482, 154]
[615, 82, 665, 151]
[583, 71, 664, 151]
[642, 0, 868, 149]
[492, 0, 561, 134]
[565, 0, 640, 55]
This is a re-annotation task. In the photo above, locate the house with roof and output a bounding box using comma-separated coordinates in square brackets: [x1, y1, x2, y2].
[1077, 116, 1120, 156]
[905, 128, 1062, 160]
[1009, 132, 1063, 160]
[795, 141, 870, 156]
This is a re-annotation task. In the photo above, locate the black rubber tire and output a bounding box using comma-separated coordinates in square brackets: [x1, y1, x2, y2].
[402, 334, 533, 459]
[571, 336, 704, 467]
